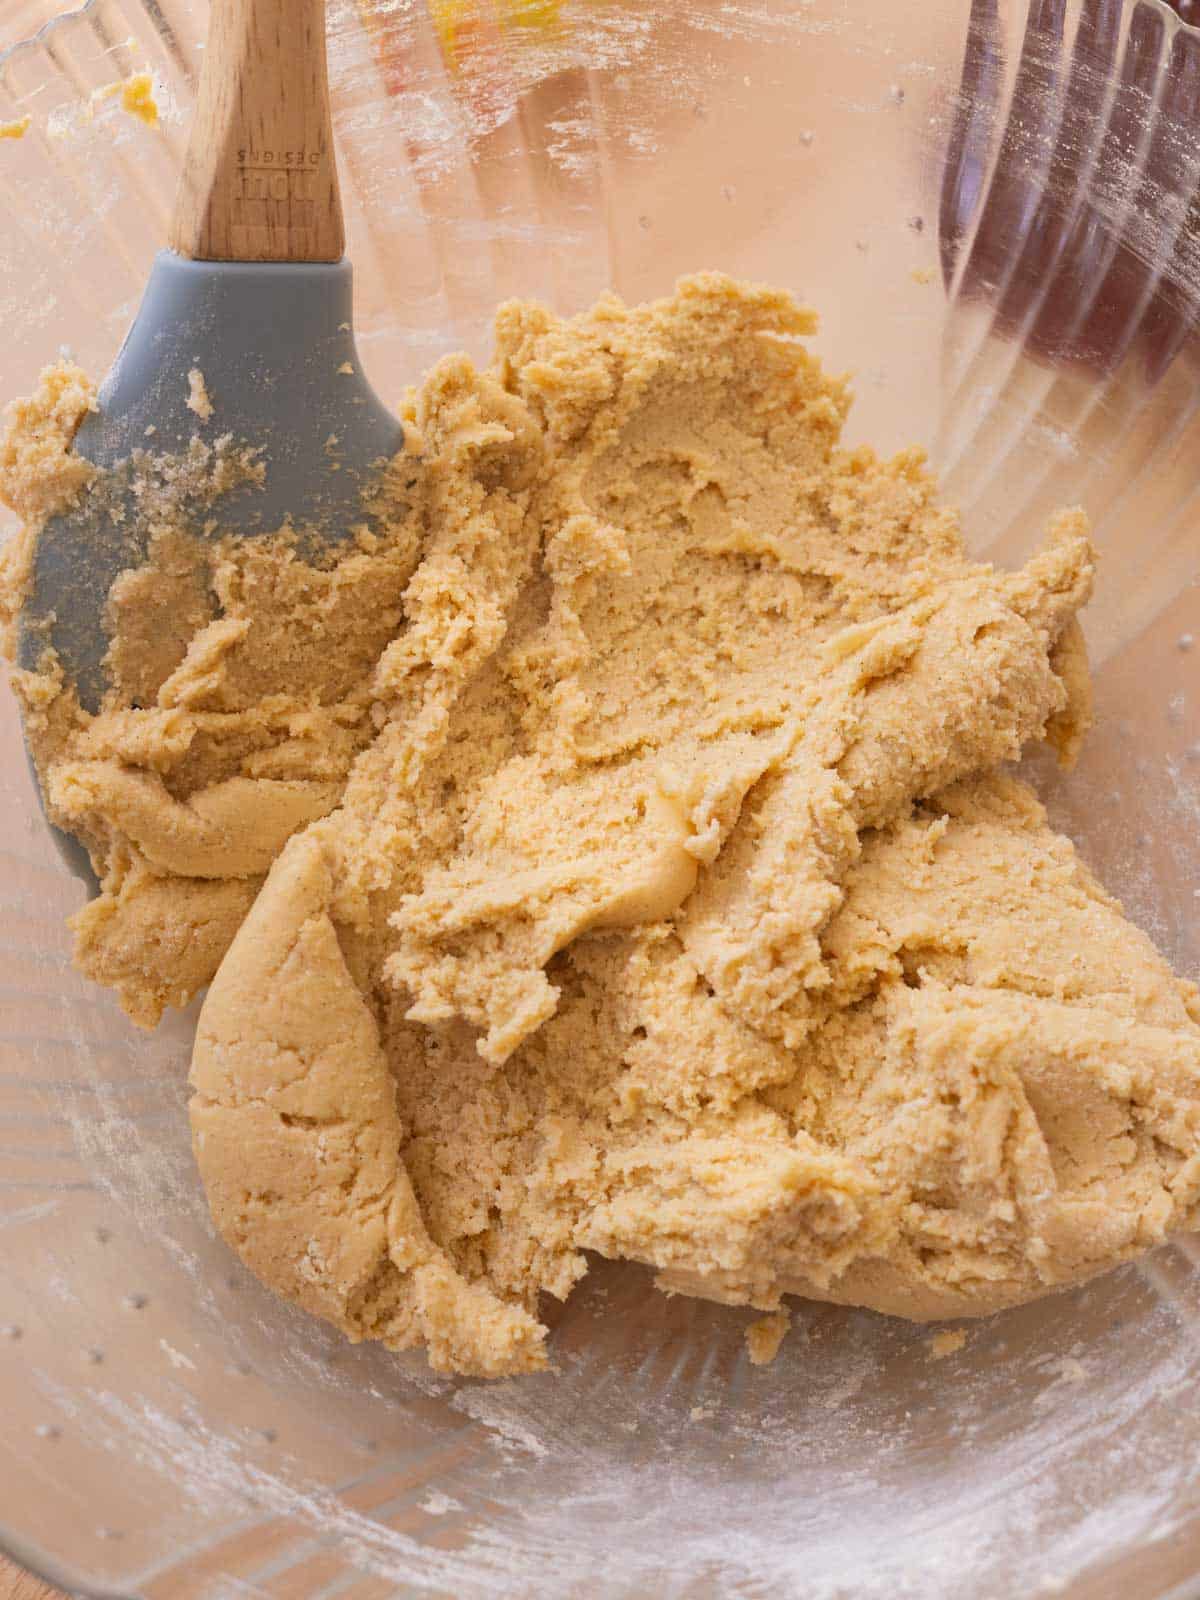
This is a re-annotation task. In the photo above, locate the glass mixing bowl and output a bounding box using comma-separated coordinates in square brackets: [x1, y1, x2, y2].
[1, 1, 1198, 1594]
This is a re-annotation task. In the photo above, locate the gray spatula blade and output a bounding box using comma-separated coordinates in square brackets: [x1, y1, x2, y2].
[19, 248, 405, 712]
[17, 248, 405, 885]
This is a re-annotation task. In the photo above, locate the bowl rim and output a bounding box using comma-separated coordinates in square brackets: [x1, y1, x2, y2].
[2, 0, 1198, 76]
[0, 0, 192, 77]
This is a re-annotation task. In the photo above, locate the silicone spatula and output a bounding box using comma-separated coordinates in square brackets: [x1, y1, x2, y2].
[18, 0, 404, 739]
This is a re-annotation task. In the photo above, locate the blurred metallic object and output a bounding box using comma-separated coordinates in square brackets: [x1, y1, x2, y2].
[937, 0, 1200, 664]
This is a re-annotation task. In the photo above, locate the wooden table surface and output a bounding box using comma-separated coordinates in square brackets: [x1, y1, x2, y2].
[0, 1554, 67, 1600]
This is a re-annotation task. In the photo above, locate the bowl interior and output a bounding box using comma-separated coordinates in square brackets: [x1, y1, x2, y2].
[0, 2, 1198, 1596]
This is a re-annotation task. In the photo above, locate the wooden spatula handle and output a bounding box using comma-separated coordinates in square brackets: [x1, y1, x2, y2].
[169, 0, 345, 263]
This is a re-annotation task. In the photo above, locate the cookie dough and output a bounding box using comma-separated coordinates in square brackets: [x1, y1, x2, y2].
[4, 275, 1199, 1378]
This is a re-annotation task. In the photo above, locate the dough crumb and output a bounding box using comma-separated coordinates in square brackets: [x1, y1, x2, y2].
[1050, 1355, 1088, 1384]
[420, 1491, 462, 1516]
[927, 1327, 968, 1360]
[186, 367, 214, 422]
[0, 361, 96, 551]
[745, 1310, 791, 1367]
[96, 71, 159, 127]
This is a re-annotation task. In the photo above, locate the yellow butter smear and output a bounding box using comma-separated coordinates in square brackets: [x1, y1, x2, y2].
[3, 275, 1200, 1381]
[0, 116, 31, 140]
